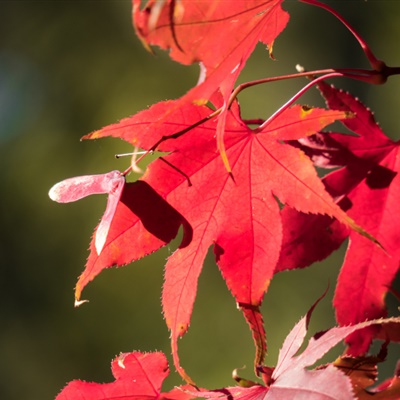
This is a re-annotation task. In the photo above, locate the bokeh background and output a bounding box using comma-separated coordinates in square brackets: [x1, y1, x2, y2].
[1, 1, 399, 399]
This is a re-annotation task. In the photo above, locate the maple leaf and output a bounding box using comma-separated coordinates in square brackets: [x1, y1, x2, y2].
[55, 351, 195, 400]
[82, 98, 365, 382]
[334, 354, 400, 400]
[133, 1, 289, 172]
[191, 300, 400, 400]
[133, 0, 289, 103]
[277, 81, 400, 355]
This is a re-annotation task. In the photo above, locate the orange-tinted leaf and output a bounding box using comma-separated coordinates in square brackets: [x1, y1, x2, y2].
[136, 0, 289, 172]
[132, 0, 289, 169]
[334, 356, 400, 399]
[133, 0, 289, 102]
[83, 100, 209, 152]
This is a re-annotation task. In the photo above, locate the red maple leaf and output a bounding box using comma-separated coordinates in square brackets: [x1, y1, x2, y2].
[78, 97, 367, 382]
[133, 0, 289, 172]
[277, 81, 400, 355]
[133, 0, 289, 103]
[55, 351, 195, 400]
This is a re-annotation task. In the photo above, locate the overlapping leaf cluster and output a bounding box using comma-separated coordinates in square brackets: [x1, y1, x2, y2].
[52, 0, 400, 398]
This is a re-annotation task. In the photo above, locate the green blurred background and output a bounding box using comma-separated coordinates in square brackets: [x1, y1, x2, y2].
[1, 1, 399, 399]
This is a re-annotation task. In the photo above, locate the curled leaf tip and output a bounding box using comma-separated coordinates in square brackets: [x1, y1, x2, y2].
[74, 299, 89, 308]
[268, 40, 276, 60]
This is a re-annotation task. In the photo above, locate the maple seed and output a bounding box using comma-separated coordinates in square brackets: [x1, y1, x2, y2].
[48, 171, 125, 255]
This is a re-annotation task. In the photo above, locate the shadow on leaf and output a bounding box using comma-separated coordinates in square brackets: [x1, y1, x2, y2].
[121, 180, 193, 248]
